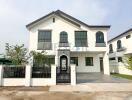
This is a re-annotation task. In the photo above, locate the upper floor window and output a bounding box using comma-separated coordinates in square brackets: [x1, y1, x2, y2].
[117, 40, 122, 49]
[75, 31, 87, 47]
[109, 44, 113, 53]
[60, 31, 68, 43]
[96, 31, 104, 43]
[38, 30, 52, 50]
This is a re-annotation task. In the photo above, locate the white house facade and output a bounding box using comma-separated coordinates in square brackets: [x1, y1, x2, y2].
[108, 28, 132, 75]
[26, 10, 110, 84]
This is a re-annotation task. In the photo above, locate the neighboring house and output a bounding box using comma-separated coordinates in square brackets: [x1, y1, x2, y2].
[26, 10, 110, 83]
[108, 28, 132, 75]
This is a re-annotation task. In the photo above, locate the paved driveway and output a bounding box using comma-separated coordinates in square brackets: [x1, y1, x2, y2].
[77, 72, 132, 84]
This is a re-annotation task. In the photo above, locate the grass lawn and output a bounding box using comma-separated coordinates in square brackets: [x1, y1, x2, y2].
[111, 73, 132, 80]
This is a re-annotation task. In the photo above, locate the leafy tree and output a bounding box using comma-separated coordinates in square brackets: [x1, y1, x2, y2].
[5, 43, 30, 65]
[123, 55, 132, 70]
[30, 51, 48, 67]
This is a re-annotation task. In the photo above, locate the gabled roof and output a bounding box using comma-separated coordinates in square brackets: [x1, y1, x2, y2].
[26, 10, 110, 29]
[108, 28, 132, 43]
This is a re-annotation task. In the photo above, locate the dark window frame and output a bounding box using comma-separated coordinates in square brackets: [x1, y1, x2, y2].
[109, 44, 113, 53]
[96, 31, 104, 43]
[85, 57, 93, 66]
[117, 40, 122, 49]
[118, 57, 122, 62]
[60, 31, 68, 43]
[70, 57, 78, 66]
[75, 31, 88, 47]
[37, 30, 52, 50]
[126, 35, 131, 39]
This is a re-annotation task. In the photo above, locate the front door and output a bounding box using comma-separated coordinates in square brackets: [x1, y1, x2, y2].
[60, 56, 67, 71]
[100, 57, 104, 73]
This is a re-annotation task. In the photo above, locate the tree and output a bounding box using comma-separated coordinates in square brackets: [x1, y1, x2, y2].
[30, 51, 47, 67]
[5, 43, 30, 65]
[123, 55, 132, 70]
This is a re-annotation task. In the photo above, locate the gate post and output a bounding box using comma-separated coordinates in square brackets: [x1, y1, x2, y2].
[0, 65, 3, 86]
[71, 64, 76, 85]
[25, 65, 32, 86]
[51, 64, 56, 85]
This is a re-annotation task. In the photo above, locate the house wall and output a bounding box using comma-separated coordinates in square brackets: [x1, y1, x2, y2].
[28, 15, 110, 74]
[70, 52, 102, 73]
[29, 15, 108, 53]
[108, 30, 132, 75]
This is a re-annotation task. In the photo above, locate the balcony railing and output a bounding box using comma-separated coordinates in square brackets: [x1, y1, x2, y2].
[117, 47, 126, 52]
[37, 42, 52, 50]
[95, 42, 106, 47]
[59, 42, 69, 47]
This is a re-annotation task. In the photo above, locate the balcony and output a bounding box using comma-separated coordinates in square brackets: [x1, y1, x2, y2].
[37, 42, 52, 50]
[117, 47, 126, 52]
[59, 42, 69, 47]
[95, 42, 106, 47]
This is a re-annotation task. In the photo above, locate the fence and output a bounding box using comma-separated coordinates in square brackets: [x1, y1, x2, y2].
[0, 65, 56, 86]
[32, 66, 51, 78]
[3, 65, 25, 78]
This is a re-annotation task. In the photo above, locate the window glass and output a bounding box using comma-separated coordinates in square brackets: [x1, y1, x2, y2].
[70, 57, 78, 66]
[96, 31, 104, 43]
[85, 57, 93, 66]
[75, 31, 87, 47]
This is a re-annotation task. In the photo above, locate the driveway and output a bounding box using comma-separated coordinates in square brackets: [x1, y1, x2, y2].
[77, 72, 132, 84]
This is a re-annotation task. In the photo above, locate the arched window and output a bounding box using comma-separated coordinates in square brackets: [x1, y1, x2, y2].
[96, 31, 104, 43]
[60, 31, 68, 43]
[117, 40, 122, 49]
[109, 44, 113, 53]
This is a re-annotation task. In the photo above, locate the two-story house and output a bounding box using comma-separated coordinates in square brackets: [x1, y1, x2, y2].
[26, 10, 110, 83]
[108, 28, 132, 75]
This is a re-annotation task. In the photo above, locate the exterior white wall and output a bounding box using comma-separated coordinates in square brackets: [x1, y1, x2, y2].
[70, 64, 76, 85]
[2, 79, 25, 86]
[29, 16, 108, 53]
[27, 14, 110, 74]
[108, 30, 132, 75]
[70, 52, 102, 73]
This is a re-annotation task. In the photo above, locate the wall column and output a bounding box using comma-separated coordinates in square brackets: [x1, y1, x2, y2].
[71, 64, 76, 85]
[25, 65, 32, 86]
[51, 64, 56, 85]
[103, 52, 110, 75]
[0, 65, 3, 86]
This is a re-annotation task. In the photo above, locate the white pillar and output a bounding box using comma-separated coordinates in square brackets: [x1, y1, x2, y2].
[0, 65, 3, 86]
[25, 65, 32, 86]
[103, 52, 110, 75]
[71, 64, 76, 85]
[51, 64, 56, 85]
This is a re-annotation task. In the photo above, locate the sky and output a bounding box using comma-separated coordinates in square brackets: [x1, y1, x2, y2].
[0, 0, 132, 54]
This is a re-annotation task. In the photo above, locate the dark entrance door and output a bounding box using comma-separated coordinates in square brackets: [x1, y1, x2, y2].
[56, 55, 70, 83]
[60, 55, 67, 71]
[100, 57, 104, 73]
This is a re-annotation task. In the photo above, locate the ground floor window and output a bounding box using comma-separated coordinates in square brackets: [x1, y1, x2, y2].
[85, 57, 93, 66]
[118, 57, 122, 62]
[70, 57, 78, 66]
[33, 56, 55, 67]
[109, 57, 116, 60]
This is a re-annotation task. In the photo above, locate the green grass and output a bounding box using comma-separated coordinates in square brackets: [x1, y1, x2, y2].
[111, 73, 132, 80]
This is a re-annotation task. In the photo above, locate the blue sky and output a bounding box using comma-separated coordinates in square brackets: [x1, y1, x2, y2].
[0, 0, 132, 53]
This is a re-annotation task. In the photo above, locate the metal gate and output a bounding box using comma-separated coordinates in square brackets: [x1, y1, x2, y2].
[56, 67, 71, 83]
